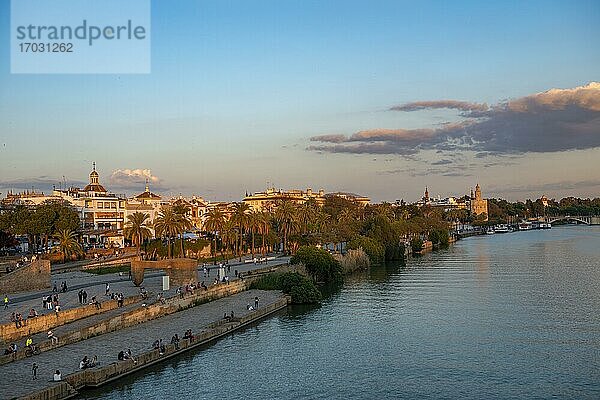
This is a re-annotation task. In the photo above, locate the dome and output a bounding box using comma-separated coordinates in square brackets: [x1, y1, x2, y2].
[83, 183, 107, 193]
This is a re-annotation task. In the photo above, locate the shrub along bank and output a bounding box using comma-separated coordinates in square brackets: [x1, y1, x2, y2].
[250, 272, 321, 304]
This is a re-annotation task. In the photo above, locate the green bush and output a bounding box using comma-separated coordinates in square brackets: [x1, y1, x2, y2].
[249, 271, 321, 304]
[347, 235, 384, 264]
[411, 238, 424, 254]
[291, 246, 343, 285]
[289, 280, 322, 304]
[249, 273, 281, 291]
[278, 272, 306, 293]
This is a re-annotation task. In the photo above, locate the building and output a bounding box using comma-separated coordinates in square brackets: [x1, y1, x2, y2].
[243, 187, 326, 212]
[469, 184, 488, 220]
[324, 192, 371, 207]
[414, 187, 468, 211]
[243, 187, 370, 211]
[124, 181, 164, 237]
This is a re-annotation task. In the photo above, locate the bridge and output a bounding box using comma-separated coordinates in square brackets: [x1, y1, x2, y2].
[543, 215, 600, 225]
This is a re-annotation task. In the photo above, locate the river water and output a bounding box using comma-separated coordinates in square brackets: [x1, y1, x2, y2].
[81, 226, 600, 399]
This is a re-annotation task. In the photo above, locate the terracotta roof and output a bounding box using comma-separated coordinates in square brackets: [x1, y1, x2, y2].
[136, 191, 161, 200]
[83, 184, 107, 193]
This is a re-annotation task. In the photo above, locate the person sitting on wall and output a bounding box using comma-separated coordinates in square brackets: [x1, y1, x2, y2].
[183, 329, 195, 342]
[118, 350, 125, 361]
[126, 349, 136, 364]
[171, 334, 180, 350]
[28, 308, 39, 318]
[53, 370, 62, 381]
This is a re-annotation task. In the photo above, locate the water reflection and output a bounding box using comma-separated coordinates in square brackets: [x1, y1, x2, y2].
[81, 226, 600, 400]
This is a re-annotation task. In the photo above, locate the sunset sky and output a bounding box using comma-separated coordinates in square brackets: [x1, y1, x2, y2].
[1, 0, 599, 202]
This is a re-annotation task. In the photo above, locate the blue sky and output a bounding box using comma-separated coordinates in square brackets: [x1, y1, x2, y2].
[0, 0, 599, 202]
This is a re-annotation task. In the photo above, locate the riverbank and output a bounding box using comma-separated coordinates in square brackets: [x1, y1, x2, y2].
[4, 289, 287, 400]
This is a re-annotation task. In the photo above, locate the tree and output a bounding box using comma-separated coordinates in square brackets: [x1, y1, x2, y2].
[172, 203, 193, 257]
[123, 212, 152, 255]
[275, 200, 298, 255]
[291, 246, 343, 285]
[53, 229, 83, 263]
[204, 207, 226, 264]
[247, 210, 262, 258]
[154, 206, 181, 258]
[231, 202, 251, 261]
[256, 211, 271, 257]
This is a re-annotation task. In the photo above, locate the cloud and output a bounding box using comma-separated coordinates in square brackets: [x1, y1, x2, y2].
[309, 82, 600, 156]
[109, 169, 163, 190]
[390, 100, 488, 113]
[488, 179, 600, 194]
[309, 134, 347, 143]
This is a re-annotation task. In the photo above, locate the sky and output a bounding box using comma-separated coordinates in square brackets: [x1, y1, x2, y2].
[0, 0, 599, 202]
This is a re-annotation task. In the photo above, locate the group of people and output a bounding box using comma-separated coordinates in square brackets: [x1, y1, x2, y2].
[223, 310, 236, 322]
[14, 255, 38, 269]
[42, 293, 61, 311]
[56, 281, 69, 293]
[3, 343, 18, 355]
[176, 282, 208, 299]
[77, 289, 89, 304]
[117, 348, 136, 363]
[109, 292, 125, 307]
[79, 355, 97, 369]
[152, 339, 167, 355]
[10, 312, 25, 328]
[246, 296, 260, 311]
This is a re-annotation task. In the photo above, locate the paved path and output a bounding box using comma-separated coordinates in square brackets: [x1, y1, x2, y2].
[2, 255, 289, 324]
[0, 289, 283, 399]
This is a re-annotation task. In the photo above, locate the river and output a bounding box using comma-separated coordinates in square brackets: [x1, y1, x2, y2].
[80, 225, 600, 399]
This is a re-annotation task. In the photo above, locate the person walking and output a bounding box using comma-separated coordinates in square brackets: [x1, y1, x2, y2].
[3, 295, 8, 309]
[254, 296, 259, 309]
[105, 283, 110, 296]
[48, 329, 58, 345]
[32, 363, 38, 380]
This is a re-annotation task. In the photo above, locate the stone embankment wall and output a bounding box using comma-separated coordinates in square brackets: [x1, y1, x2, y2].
[2, 279, 249, 364]
[0, 260, 50, 294]
[0, 296, 140, 344]
[131, 258, 198, 286]
[17, 296, 289, 400]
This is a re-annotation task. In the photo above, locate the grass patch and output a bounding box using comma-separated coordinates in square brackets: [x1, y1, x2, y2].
[86, 264, 130, 275]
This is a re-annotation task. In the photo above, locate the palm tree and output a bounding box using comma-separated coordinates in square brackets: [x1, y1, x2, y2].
[154, 206, 181, 258]
[298, 199, 318, 235]
[53, 229, 83, 263]
[221, 218, 237, 259]
[255, 211, 271, 257]
[172, 203, 192, 257]
[232, 202, 251, 261]
[123, 212, 152, 256]
[275, 200, 298, 255]
[247, 210, 262, 259]
[204, 207, 225, 264]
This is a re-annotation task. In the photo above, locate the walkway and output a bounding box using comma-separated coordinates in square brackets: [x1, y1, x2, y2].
[0, 289, 283, 399]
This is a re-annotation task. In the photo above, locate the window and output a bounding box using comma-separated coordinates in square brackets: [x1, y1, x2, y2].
[98, 202, 103, 208]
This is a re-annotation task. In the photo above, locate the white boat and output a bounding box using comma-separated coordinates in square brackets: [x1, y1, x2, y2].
[518, 222, 533, 230]
[486, 228, 495, 234]
[539, 222, 552, 229]
[495, 224, 510, 233]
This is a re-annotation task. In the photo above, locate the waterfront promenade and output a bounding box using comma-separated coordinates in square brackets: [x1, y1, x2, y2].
[1, 289, 283, 399]
[0, 255, 290, 399]
[2, 254, 288, 324]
